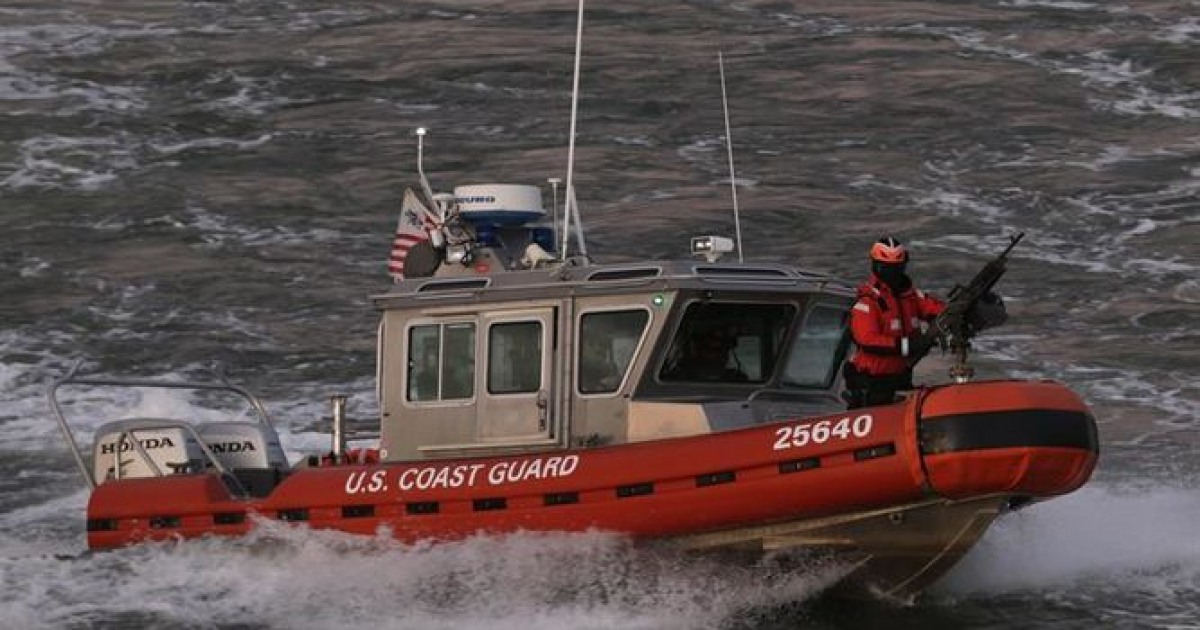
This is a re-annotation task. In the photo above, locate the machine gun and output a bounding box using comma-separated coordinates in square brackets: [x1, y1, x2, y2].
[910, 232, 1024, 382]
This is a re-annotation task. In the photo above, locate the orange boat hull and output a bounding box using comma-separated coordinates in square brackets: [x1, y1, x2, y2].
[85, 379, 1098, 593]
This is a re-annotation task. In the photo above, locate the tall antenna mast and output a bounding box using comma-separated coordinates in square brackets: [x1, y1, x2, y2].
[560, 0, 586, 259]
[718, 51, 744, 262]
[548, 177, 562, 249]
[569, 184, 588, 257]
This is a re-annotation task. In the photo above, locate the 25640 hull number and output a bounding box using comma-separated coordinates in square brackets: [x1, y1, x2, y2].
[773, 414, 873, 451]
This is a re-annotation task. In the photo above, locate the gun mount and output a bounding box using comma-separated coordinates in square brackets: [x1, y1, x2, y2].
[913, 233, 1024, 383]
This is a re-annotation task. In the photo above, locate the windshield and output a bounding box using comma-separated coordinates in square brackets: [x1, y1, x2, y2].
[780, 304, 850, 388]
[659, 302, 795, 384]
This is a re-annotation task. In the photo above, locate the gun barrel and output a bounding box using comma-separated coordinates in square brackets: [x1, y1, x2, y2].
[1001, 232, 1025, 258]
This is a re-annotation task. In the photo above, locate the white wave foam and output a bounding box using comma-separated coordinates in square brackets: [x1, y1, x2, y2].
[17, 256, 50, 278]
[1056, 51, 1200, 118]
[915, 189, 1014, 223]
[906, 183, 1197, 281]
[1174, 280, 1200, 304]
[201, 71, 297, 117]
[1066, 144, 1138, 172]
[712, 176, 759, 188]
[1072, 368, 1200, 438]
[0, 357, 265, 451]
[1001, 0, 1106, 10]
[770, 12, 854, 36]
[938, 485, 1200, 597]
[908, 26, 1200, 120]
[1155, 17, 1200, 44]
[0, 526, 844, 630]
[0, 22, 148, 114]
[0, 134, 138, 191]
[0, 489, 88, 532]
[186, 206, 349, 249]
[678, 136, 722, 163]
[611, 135, 655, 147]
[150, 134, 273, 156]
[1103, 89, 1200, 119]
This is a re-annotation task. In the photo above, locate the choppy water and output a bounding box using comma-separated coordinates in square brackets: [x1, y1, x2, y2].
[1, 0, 1198, 628]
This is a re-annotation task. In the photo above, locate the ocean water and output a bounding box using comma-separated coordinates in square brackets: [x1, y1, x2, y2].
[1, 0, 1198, 627]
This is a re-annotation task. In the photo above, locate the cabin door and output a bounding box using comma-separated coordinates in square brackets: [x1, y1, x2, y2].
[477, 307, 556, 442]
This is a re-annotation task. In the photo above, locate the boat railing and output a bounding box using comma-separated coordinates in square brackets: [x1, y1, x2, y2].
[48, 359, 275, 490]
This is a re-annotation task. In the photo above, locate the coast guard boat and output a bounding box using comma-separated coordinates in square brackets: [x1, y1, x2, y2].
[51, 170, 1098, 598]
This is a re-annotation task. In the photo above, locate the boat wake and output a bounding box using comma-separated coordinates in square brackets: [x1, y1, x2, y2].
[3, 476, 1198, 628]
[935, 484, 1200, 623]
[0, 524, 847, 630]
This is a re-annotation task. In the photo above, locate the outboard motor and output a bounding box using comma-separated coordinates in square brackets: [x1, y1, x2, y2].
[196, 422, 287, 470]
[197, 422, 289, 497]
[92, 418, 206, 482]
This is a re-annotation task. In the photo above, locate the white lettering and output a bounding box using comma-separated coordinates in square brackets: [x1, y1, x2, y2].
[488, 461, 508, 486]
[505, 459, 528, 483]
[524, 458, 543, 481]
[345, 471, 366, 494]
[416, 467, 436, 489]
[398, 468, 418, 491]
[390, 456, 583, 493]
[559, 455, 579, 476]
[467, 464, 485, 486]
[432, 466, 451, 488]
[367, 470, 387, 492]
[346, 470, 390, 495]
[773, 415, 875, 451]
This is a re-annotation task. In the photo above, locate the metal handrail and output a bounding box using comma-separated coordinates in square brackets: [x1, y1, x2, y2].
[48, 360, 276, 490]
[106, 424, 246, 496]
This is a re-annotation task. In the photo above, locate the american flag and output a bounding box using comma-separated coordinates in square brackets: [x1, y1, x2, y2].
[388, 188, 438, 281]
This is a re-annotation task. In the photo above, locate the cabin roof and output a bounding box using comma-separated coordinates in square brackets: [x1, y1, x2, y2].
[371, 260, 855, 310]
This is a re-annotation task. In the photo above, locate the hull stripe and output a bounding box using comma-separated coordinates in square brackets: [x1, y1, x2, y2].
[920, 409, 1099, 455]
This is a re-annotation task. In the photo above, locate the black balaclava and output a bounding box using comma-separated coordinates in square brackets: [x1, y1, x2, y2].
[872, 260, 912, 293]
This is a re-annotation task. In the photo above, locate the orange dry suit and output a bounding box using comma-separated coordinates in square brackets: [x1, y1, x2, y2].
[849, 274, 945, 377]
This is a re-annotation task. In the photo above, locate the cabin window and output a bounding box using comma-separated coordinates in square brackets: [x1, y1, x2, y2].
[488, 321, 543, 394]
[407, 322, 476, 402]
[578, 309, 650, 394]
[659, 302, 795, 383]
[781, 304, 850, 388]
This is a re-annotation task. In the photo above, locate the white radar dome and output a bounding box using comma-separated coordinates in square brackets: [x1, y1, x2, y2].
[453, 184, 545, 226]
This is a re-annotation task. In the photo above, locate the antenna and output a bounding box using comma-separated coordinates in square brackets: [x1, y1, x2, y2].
[560, 0, 586, 259]
[415, 127, 438, 217]
[718, 51, 744, 263]
[569, 184, 588, 256]
[548, 177, 561, 252]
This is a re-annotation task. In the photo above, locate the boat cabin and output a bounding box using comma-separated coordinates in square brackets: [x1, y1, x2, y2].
[373, 260, 856, 462]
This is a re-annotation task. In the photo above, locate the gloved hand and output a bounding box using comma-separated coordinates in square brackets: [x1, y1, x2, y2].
[909, 333, 936, 360]
[897, 333, 936, 363]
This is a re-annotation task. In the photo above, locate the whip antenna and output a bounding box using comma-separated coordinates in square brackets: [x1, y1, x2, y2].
[718, 51, 744, 262]
[560, 0, 586, 259]
[569, 184, 588, 257]
[548, 177, 562, 248]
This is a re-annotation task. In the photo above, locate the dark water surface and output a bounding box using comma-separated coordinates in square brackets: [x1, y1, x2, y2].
[1, 1, 1198, 628]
